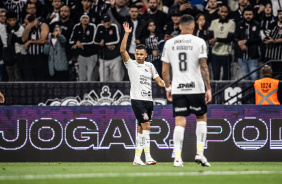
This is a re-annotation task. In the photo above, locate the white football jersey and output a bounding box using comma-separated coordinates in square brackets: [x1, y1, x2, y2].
[161, 34, 207, 95]
[124, 58, 159, 101]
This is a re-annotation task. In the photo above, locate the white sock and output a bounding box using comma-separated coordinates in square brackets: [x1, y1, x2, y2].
[143, 130, 152, 160]
[173, 126, 185, 160]
[134, 133, 143, 160]
[196, 121, 207, 157]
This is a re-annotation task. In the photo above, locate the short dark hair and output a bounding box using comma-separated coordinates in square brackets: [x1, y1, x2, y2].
[179, 14, 194, 26]
[136, 44, 146, 50]
[278, 9, 282, 14]
[220, 5, 231, 14]
[130, 5, 138, 10]
[243, 6, 254, 15]
[6, 11, 17, 20]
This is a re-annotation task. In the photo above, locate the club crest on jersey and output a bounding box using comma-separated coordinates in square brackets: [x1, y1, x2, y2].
[252, 26, 256, 31]
[86, 30, 90, 36]
[142, 113, 149, 120]
[109, 29, 113, 35]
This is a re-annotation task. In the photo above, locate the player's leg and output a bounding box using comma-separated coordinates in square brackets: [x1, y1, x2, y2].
[133, 124, 145, 165]
[173, 116, 186, 167]
[141, 121, 156, 165]
[195, 113, 211, 167]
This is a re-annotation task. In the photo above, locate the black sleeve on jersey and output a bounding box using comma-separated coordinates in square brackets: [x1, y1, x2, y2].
[217, 32, 234, 43]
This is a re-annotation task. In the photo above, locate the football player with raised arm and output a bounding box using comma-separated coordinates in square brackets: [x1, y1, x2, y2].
[120, 22, 165, 165]
[162, 15, 212, 167]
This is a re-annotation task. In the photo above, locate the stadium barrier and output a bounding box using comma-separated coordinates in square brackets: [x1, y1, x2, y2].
[0, 105, 281, 162]
[0, 81, 254, 105]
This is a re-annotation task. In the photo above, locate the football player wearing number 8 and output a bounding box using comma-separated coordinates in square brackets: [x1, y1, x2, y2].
[162, 15, 212, 167]
[120, 22, 165, 165]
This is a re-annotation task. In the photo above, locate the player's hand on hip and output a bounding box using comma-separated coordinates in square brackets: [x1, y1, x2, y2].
[123, 22, 132, 34]
[205, 89, 212, 104]
[166, 91, 172, 102]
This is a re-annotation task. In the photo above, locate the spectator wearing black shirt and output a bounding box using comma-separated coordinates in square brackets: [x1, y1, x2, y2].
[140, 19, 164, 78]
[46, 0, 62, 25]
[141, 0, 167, 32]
[69, 14, 98, 81]
[194, 13, 209, 42]
[72, 0, 96, 24]
[230, 0, 249, 24]
[165, 9, 181, 42]
[169, 0, 199, 18]
[94, 14, 124, 82]
[204, 0, 219, 26]
[234, 7, 261, 80]
[5, 11, 25, 81]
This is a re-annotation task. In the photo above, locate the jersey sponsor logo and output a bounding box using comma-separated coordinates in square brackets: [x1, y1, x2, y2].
[189, 106, 201, 111]
[140, 75, 151, 86]
[177, 82, 195, 89]
[142, 113, 149, 120]
[175, 107, 187, 112]
[141, 90, 151, 97]
[173, 39, 191, 44]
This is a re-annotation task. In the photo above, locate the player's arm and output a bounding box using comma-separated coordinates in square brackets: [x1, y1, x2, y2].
[154, 76, 165, 87]
[199, 58, 212, 104]
[162, 62, 172, 101]
[120, 22, 132, 63]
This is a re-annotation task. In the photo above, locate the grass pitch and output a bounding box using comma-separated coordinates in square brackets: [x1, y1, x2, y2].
[0, 162, 282, 184]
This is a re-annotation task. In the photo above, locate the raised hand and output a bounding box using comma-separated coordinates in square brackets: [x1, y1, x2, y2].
[123, 22, 132, 34]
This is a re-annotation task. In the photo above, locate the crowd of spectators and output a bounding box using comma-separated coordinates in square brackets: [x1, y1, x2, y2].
[0, 0, 281, 82]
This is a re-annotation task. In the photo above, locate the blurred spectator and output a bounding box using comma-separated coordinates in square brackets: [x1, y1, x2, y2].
[0, 10, 7, 81]
[4, 11, 25, 81]
[50, 5, 75, 80]
[22, 0, 47, 22]
[110, 4, 145, 58]
[107, 0, 129, 30]
[44, 25, 68, 81]
[46, 0, 62, 25]
[271, 0, 282, 17]
[0, 8, 6, 24]
[72, 0, 96, 24]
[204, 0, 228, 11]
[22, 3, 49, 81]
[194, 13, 209, 42]
[110, 3, 145, 80]
[209, 5, 235, 80]
[259, 2, 276, 62]
[69, 14, 98, 81]
[91, 0, 111, 24]
[140, 19, 164, 78]
[204, 0, 219, 26]
[141, 0, 167, 32]
[2, 0, 27, 24]
[228, 0, 239, 11]
[234, 7, 261, 80]
[263, 9, 282, 73]
[169, 0, 200, 18]
[250, 0, 268, 20]
[165, 9, 181, 42]
[230, 0, 249, 24]
[95, 14, 124, 82]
